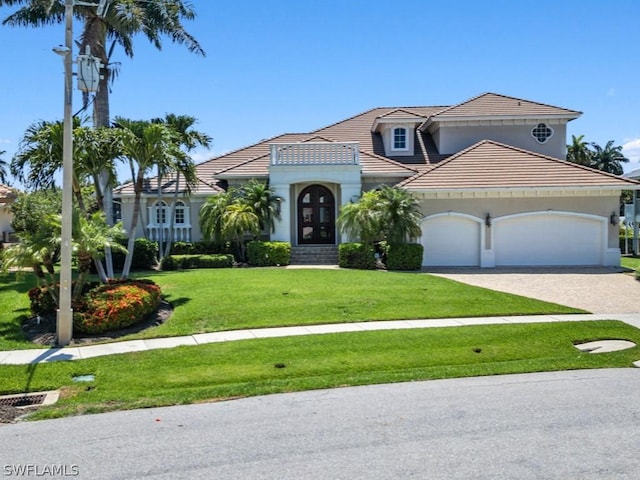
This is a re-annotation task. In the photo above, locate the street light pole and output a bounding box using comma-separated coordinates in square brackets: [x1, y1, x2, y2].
[56, 0, 75, 346]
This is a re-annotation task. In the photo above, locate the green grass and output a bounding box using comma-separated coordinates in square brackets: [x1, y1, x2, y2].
[134, 268, 582, 338]
[621, 256, 640, 271]
[0, 268, 584, 350]
[1, 320, 637, 421]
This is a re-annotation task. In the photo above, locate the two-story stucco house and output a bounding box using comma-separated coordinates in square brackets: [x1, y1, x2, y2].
[114, 92, 640, 267]
[0, 184, 16, 243]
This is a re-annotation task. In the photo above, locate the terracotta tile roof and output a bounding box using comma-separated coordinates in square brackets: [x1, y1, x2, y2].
[429, 92, 582, 120]
[0, 184, 16, 203]
[113, 174, 224, 196]
[399, 140, 640, 191]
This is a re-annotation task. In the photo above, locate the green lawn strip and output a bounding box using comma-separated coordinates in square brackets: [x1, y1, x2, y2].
[131, 269, 583, 338]
[1, 320, 637, 421]
[0, 269, 584, 350]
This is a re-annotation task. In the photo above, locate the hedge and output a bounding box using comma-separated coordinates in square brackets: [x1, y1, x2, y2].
[160, 253, 234, 271]
[338, 243, 376, 269]
[384, 243, 424, 271]
[247, 241, 291, 267]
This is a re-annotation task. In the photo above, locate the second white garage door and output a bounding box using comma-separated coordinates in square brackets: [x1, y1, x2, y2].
[494, 213, 603, 266]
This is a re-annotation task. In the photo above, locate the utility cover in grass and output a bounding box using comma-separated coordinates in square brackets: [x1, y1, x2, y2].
[574, 340, 636, 353]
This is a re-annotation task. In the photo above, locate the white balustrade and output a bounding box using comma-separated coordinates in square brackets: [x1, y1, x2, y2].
[146, 225, 191, 242]
[270, 142, 359, 166]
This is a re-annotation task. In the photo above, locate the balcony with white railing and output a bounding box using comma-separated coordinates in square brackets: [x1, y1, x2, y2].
[146, 224, 191, 243]
[270, 142, 360, 166]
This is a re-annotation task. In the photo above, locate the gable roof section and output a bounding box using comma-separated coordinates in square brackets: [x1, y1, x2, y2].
[427, 92, 581, 122]
[400, 140, 640, 191]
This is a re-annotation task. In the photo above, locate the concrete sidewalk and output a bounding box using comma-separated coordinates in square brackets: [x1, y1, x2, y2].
[2, 313, 640, 365]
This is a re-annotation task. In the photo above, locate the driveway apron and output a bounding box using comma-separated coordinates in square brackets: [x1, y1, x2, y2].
[426, 267, 640, 314]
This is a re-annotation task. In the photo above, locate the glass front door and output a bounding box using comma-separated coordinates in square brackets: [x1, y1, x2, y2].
[298, 185, 335, 244]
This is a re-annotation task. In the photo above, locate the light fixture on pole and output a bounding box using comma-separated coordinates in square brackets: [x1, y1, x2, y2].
[55, 0, 75, 346]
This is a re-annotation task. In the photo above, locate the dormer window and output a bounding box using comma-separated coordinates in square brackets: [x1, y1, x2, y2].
[392, 127, 408, 151]
[531, 123, 554, 144]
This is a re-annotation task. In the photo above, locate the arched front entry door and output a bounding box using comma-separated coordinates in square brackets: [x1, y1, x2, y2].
[298, 185, 335, 244]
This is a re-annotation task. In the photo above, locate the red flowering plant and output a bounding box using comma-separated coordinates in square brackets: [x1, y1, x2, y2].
[72, 279, 162, 334]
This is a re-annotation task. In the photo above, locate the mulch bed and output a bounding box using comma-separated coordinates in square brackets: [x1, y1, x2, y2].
[0, 302, 173, 425]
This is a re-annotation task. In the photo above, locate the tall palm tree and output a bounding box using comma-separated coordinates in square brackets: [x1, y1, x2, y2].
[151, 114, 210, 257]
[566, 134, 593, 167]
[1, 0, 205, 128]
[590, 140, 629, 175]
[114, 117, 187, 278]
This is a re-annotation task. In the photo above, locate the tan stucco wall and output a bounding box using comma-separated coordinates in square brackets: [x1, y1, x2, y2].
[433, 123, 568, 159]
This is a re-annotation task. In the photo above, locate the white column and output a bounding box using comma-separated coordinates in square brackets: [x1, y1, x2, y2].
[271, 184, 291, 242]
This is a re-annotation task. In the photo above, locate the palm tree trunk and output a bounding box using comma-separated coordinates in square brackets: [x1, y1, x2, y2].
[165, 173, 181, 257]
[121, 174, 144, 279]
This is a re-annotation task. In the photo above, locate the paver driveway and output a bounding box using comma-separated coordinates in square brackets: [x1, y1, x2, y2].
[427, 267, 640, 314]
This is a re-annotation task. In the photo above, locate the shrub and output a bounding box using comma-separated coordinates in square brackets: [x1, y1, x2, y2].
[73, 279, 161, 334]
[28, 286, 58, 316]
[384, 243, 424, 271]
[338, 243, 376, 269]
[247, 241, 291, 266]
[160, 254, 233, 270]
[107, 238, 159, 271]
[170, 241, 231, 255]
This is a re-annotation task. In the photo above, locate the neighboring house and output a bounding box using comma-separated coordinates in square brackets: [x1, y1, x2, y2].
[0, 184, 16, 243]
[114, 92, 640, 267]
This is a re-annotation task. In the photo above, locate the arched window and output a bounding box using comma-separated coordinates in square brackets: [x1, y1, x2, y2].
[392, 127, 408, 151]
[153, 201, 168, 225]
[174, 200, 188, 225]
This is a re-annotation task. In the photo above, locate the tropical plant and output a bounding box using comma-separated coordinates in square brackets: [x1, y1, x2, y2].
[0, 150, 8, 184]
[150, 114, 211, 258]
[240, 179, 282, 233]
[566, 134, 593, 167]
[200, 191, 233, 246]
[0, 0, 204, 129]
[338, 186, 423, 247]
[337, 190, 385, 245]
[114, 117, 189, 278]
[220, 203, 260, 262]
[376, 185, 422, 244]
[590, 140, 629, 175]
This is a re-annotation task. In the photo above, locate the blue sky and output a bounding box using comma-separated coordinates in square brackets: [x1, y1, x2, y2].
[1, 0, 639, 186]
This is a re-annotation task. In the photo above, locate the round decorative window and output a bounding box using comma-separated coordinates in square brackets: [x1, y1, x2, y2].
[531, 123, 553, 144]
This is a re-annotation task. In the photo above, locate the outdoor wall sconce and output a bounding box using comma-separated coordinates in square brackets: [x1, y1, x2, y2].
[485, 214, 492, 227]
[610, 211, 618, 226]
[275, 198, 282, 215]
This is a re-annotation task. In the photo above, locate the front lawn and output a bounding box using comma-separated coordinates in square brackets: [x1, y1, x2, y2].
[0, 268, 584, 350]
[1, 320, 637, 421]
[621, 256, 640, 271]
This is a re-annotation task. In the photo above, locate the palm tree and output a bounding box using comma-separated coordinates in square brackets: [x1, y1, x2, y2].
[590, 140, 629, 175]
[239, 180, 282, 234]
[1, 1, 205, 129]
[566, 134, 593, 167]
[0, 150, 8, 184]
[220, 203, 260, 262]
[50, 210, 126, 298]
[337, 190, 385, 245]
[200, 191, 234, 246]
[151, 114, 211, 257]
[115, 117, 187, 278]
[377, 185, 422, 244]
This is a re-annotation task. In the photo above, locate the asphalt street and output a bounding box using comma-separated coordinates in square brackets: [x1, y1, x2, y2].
[1, 368, 639, 479]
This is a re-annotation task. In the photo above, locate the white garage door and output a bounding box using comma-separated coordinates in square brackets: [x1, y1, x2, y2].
[422, 216, 481, 267]
[494, 213, 603, 266]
